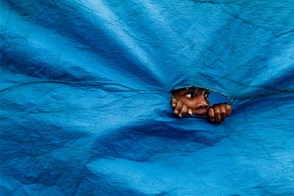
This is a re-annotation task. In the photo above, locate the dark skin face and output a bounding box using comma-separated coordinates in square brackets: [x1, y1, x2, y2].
[171, 87, 232, 123]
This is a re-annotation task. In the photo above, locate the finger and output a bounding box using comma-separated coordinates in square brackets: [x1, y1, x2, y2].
[220, 106, 226, 122]
[174, 100, 183, 115]
[171, 98, 177, 108]
[214, 107, 221, 123]
[207, 108, 215, 122]
[188, 108, 193, 115]
[179, 104, 188, 117]
[225, 104, 232, 116]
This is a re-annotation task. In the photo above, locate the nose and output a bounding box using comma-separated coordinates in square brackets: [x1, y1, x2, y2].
[196, 102, 209, 110]
[194, 97, 209, 111]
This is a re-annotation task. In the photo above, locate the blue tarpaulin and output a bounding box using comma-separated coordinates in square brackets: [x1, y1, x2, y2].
[1, 0, 294, 195]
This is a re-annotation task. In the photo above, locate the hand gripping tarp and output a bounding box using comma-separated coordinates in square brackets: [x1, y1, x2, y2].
[1, 0, 294, 195]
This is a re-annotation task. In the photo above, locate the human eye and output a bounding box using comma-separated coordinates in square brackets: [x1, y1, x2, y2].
[204, 91, 210, 99]
[185, 93, 193, 98]
[185, 88, 196, 98]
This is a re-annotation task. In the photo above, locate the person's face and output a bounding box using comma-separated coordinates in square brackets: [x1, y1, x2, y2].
[172, 87, 210, 115]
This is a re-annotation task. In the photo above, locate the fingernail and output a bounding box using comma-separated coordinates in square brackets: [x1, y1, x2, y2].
[188, 110, 192, 115]
[172, 104, 176, 107]
[174, 110, 178, 114]
[178, 114, 182, 118]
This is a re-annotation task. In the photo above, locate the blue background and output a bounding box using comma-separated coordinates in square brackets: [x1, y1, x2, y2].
[1, 0, 294, 195]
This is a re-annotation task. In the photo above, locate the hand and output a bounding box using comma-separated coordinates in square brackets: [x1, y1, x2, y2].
[171, 97, 232, 123]
[171, 97, 193, 118]
[207, 103, 232, 124]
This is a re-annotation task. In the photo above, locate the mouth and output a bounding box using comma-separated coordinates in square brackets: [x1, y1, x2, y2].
[193, 109, 208, 116]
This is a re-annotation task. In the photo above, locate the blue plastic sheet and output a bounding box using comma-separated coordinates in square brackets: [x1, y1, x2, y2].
[1, 0, 294, 195]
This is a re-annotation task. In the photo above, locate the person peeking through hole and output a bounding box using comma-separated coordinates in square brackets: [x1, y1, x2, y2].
[171, 87, 232, 124]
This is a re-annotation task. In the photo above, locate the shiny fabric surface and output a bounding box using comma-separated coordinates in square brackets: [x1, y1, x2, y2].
[1, 0, 294, 195]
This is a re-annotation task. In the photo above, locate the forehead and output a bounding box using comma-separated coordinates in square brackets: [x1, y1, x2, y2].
[172, 87, 208, 95]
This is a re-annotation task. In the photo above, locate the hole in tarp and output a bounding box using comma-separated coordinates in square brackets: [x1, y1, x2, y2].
[170, 86, 231, 120]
